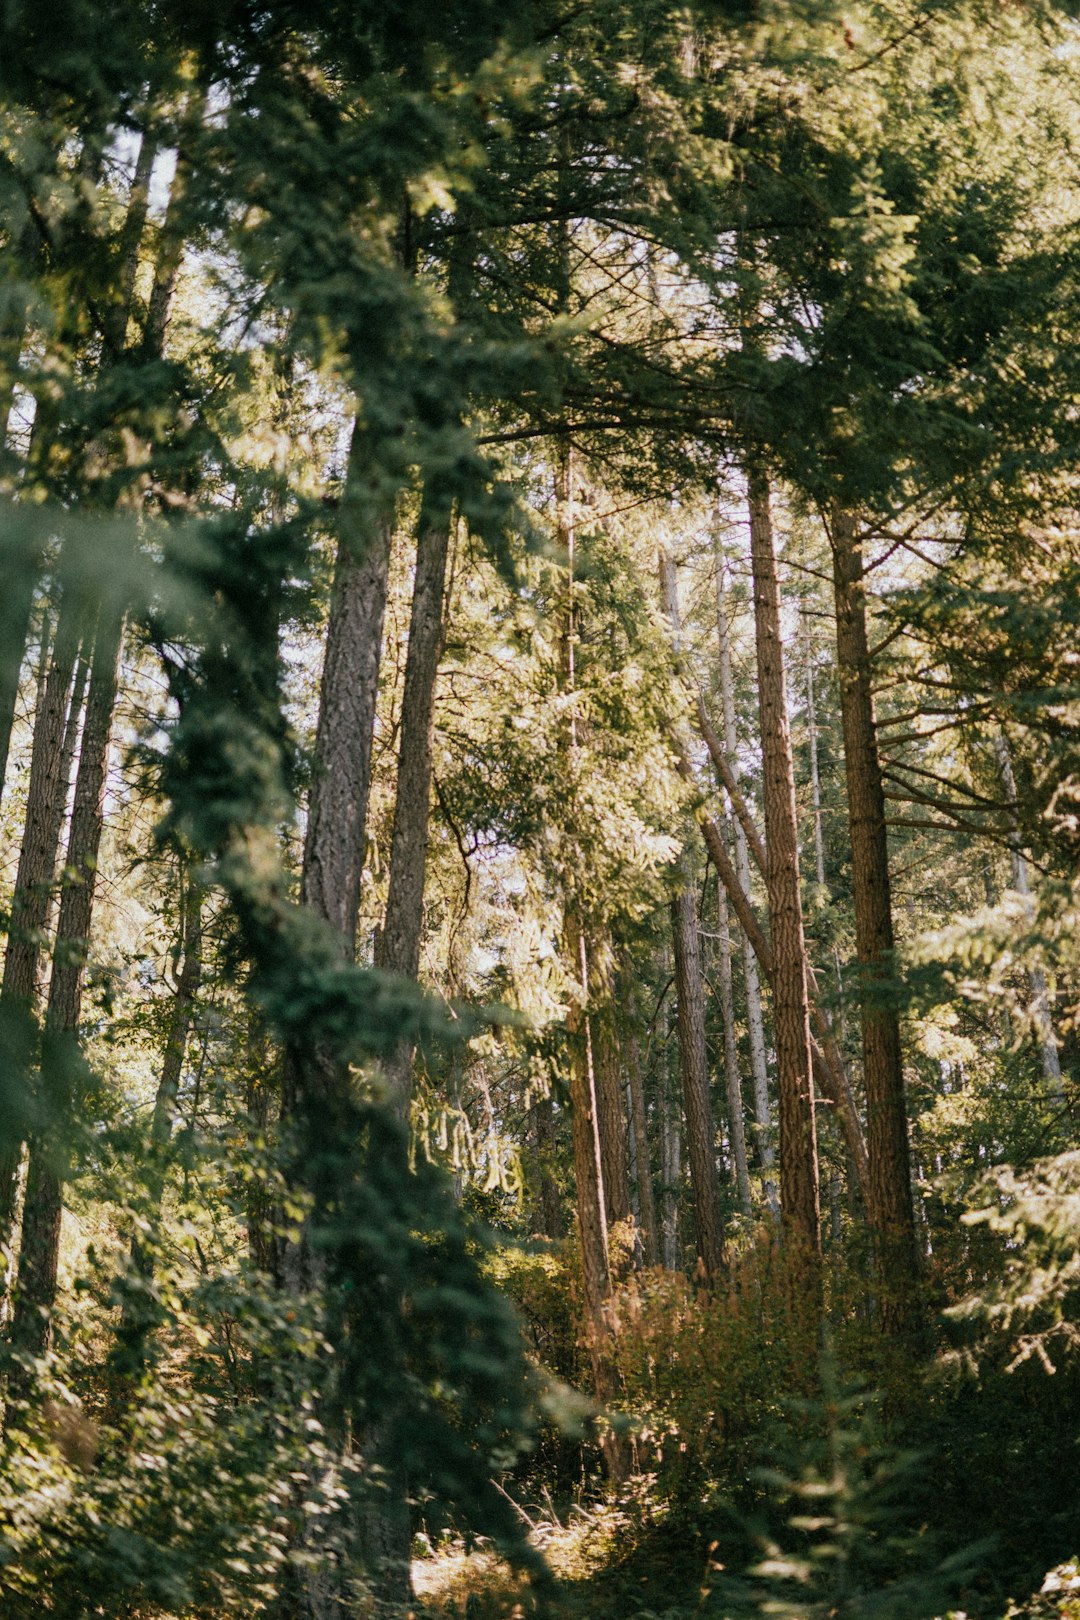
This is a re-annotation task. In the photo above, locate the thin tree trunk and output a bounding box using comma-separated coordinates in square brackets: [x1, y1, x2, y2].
[660, 971, 682, 1270]
[716, 874, 752, 1213]
[592, 1006, 632, 1232]
[831, 508, 920, 1335]
[804, 602, 827, 889]
[660, 548, 726, 1276]
[374, 504, 452, 1110]
[994, 731, 1063, 1102]
[714, 534, 774, 1191]
[621, 978, 659, 1266]
[0, 591, 83, 1263]
[112, 875, 203, 1374]
[529, 1094, 563, 1240]
[10, 609, 123, 1362]
[747, 468, 819, 1255]
[669, 881, 726, 1277]
[0, 559, 41, 809]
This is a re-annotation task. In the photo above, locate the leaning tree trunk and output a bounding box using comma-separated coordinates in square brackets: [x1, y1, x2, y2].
[10, 609, 123, 1365]
[747, 467, 820, 1257]
[830, 509, 920, 1338]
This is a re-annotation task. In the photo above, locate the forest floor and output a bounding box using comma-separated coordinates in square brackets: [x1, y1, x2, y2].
[410, 1519, 1080, 1620]
[411, 1505, 725, 1620]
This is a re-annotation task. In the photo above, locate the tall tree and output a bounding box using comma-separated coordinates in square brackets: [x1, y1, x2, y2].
[830, 508, 920, 1335]
[747, 469, 820, 1256]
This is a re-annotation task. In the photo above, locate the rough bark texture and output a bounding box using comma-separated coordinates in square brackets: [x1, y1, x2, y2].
[280, 461, 399, 1617]
[298, 491, 392, 962]
[831, 508, 919, 1333]
[0, 594, 82, 1263]
[659, 548, 726, 1274]
[592, 1007, 632, 1232]
[669, 881, 725, 1278]
[374, 510, 451, 1110]
[747, 469, 819, 1254]
[11, 610, 123, 1360]
[0, 562, 40, 810]
[1, 591, 81, 1010]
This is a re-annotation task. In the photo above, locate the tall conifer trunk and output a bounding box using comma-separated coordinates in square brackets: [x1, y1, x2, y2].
[747, 469, 820, 1255]
[669, 879, 726, 1277]
[0, 590, 83, 1265]
[830, 509, 919, 1335]
[714, 534, 775, 1196]
[374, 502, 452, 1108]
[10, 609, 123, 1360]
[620, 972, 659, 1265]
[659, 549, 725, 1276]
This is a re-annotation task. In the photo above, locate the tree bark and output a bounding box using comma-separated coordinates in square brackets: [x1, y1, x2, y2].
[715, 535, 775, 1193]
[298, 463, 392, 963]
[529, 1094, 563, 1240]
[374, 505, 451, 1110]
[620, 974, 659, 1266]
[831, 508, 920, 1335]
[10, 608, 123, 1361]
[669, 879, 726, 1278]
[747, 468, 820, 1255]
[659, 547, 726, 1275]
[715, 874, 752, 1213]
[592, 1005, 632, 1232]
[659, 970, 682, 1270]
[0, 590, 83, 1265]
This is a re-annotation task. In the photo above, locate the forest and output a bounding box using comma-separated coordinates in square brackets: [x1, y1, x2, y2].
[1, 1, 1079, 1616]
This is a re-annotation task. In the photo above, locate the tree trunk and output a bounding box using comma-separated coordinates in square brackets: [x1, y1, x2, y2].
[620, 975, 659, 1266]
[660, 547, 726, 1275]
[298, 461, 392, 963]
[669, 881, 726, 1277]
[715, 874, 752, 1213]
[529, 1094, 563, 1240]
[592, 1005, 632, 1232]
[10, 608, 123, 1362]
[0, 590, 83, 1264]
[374, 505, 451, 1110]
[660, 975, 682, 1270]
[714, 533, 775, 1196]
[804, 602, 827, 890]
[747, 468, 820, 1255]
[831, 508, 920, 1335]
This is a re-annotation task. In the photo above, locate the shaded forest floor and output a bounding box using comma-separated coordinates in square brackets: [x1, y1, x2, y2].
[411, 1513, 1080, 1620]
